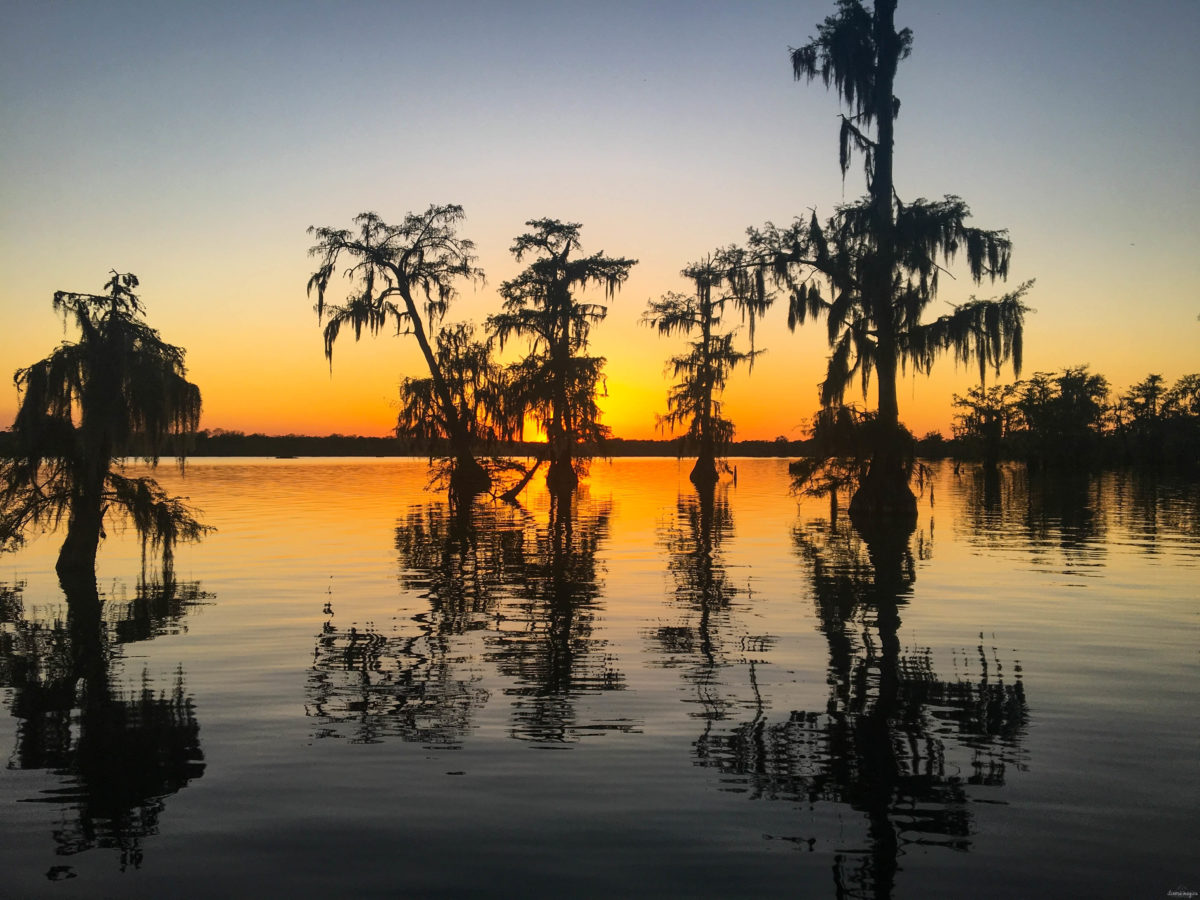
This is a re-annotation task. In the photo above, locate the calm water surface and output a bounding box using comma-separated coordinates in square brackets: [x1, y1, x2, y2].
[1, 458, 1196, 898]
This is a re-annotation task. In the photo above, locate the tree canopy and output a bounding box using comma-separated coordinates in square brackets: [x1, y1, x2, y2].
[745, 0, 1030, 524]
[1, 272, 208, 574]
[307, 205, 493, 496]
[489, 219, 636, 492]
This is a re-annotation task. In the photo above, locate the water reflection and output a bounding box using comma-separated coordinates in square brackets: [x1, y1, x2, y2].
[650, 484, 766, 724]
[957, 464, 1200, 564]
[666, 502, 1027, 899]
[308, 488, 634, 747]
[306, 500, 503, 746]
[488, 489, 631, 744]
[0, 574, 208, 873]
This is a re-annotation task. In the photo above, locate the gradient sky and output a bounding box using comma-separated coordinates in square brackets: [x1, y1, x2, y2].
[2, 0, 1197, 441]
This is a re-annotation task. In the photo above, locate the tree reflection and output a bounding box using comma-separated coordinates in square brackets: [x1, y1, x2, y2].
[307, 487, 632, 747]
[957, 463, 1200, 566]
[306, 500, 506, 746]
[488, 487, 630, 744]
[1109, 470, 1200, 545]
[672, 512, 1027, 899]
[0, 574, 207, 872]
[650, 484, 764, 724]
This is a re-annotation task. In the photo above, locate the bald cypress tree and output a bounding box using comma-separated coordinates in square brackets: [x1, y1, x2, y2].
[1, 272, 208, 574]
[643, 253, 761, 487]
[750, 0, 1030, 525]
[307, 205, 491, 498]
[489, 219, 636, 492]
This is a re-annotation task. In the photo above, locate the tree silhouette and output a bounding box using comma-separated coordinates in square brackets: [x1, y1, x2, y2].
[687, 511, 1028, 898]
[951, 382, 1022, 471]
[946, 369, 1200, 469]
[1113, 373, 1167, 464]
[489, 219, 636, 492]
[748, 0, 1029, 526]
[309, 490, 631, 747]
[394, 322, 519, 489]
[1161, 374, 1200, 467]
[0, 272, 208, 574]
[307, 205, 491, 497]
[0, 573, 207, 870]
[643, 254, 760, 487]
[1016, 366, 1109, 468]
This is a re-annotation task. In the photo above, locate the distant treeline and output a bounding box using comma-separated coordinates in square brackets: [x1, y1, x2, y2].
[0, 430, 812, 460]
[935, 368, 1200, 470]
[5, 366, 1195, 472]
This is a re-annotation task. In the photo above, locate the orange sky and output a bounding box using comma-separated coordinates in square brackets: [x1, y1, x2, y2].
[2, 3, 1197, 442]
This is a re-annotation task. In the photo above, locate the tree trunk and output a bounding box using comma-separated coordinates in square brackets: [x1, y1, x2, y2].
[690, 438, 719, 488]
[56, 453, 108, 576]
[850, 0, 914, 530]
[849, 461, 917, 528]
[60, 569, 107, 693]
[501, 453, 546, 502]
[57, 491, 104, 575]
[691, 307, 719, 489]
[448, 449, 491, 499]
[851, 336, 916, 526]
[548, 282, 576, 492]
[399, 283, 490, 497]
[546, 456, 578, 493]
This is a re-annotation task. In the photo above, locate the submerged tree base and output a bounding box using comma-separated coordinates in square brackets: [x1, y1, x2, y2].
[546, 459, 579, 493]
[689, 455, 719, 489]
[848, 473, 918, 536]
[449, 456, 492, 499]
[56, 528, 103, 578]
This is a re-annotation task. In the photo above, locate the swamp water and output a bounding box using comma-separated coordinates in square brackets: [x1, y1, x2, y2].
[0, 458, 1196, 898]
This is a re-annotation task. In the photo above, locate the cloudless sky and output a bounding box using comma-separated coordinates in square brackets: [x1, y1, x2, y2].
[2, 0, 1197, 440]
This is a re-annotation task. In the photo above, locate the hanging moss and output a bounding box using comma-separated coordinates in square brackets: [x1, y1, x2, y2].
[1, 272, 209, 573]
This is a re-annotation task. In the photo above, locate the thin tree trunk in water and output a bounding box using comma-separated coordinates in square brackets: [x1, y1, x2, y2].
[849, 0, 916, 529]
[502, 452, 546, 502]
[398, 281, 490, 497]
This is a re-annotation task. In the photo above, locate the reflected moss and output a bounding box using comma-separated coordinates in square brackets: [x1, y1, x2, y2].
[676, 513, 1029, 898]
[0, 574, 207, 870]
[308, 487, 634, 747]
[648, 483, 765, 723]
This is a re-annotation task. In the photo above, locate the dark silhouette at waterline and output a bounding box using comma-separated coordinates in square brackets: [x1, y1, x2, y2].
[0, 272, 208, 575]
[308, 487, 634, 746]
[0, 573, 208, 871]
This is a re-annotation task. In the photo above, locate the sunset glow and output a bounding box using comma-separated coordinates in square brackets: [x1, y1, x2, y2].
[2, 2, 1197, 441]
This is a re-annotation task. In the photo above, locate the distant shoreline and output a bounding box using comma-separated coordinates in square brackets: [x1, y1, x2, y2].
[180, 433, 815, 459]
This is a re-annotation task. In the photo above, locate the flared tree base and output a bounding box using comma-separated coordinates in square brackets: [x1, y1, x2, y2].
[56, 544, 100, 578]
[56, 511, 103, 578]
[546, 459, 579, 494]
[848, 471, 918, 537]
[449, 456, 492, 500]
[689, 454, 719, 489]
